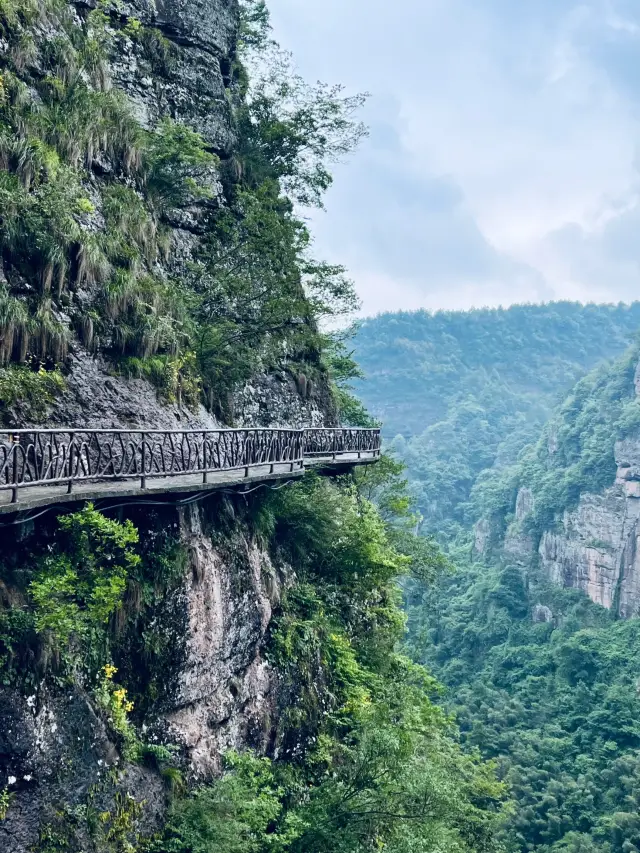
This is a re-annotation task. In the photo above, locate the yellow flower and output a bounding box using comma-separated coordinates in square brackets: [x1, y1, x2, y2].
[103, 664, 117, 680]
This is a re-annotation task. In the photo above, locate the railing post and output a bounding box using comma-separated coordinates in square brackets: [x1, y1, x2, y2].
[141, 432, 147, 489]
[67, 432, 75, 495]
[11, 433, 19, 504]
[203, 431, 208, 484]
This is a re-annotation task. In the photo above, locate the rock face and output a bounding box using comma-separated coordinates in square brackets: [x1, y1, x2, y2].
[0, 1, 336, 846]
[532, 604, 553, 624]
[107, 0, 237, 150]
[163, 502, 284, 779]
[474, 518, 492, 557]
[532, 361, 640, 616]
[0, 496, 289, 850]
[32, 351, 334, 430]
[1, 0, 337, 433]
[515, 487, 534, 522]
[538, 446, 640, 617]
[0, 687, 165, 852]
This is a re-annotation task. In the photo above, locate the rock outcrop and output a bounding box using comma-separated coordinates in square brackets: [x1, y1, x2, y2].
[538, 437, 640, 617]
[0, 495, 290, 850]
[503, 489, 537, 564]
[38, 351, 333, 430]
[164, 501, 284, 779]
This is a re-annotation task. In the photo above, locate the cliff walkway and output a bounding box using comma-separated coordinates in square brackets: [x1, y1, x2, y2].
[0, 427, 381, 516]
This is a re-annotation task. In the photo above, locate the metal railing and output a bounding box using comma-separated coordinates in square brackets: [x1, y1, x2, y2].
[304, 428, 382, 459]
[0, 428, 381, 503]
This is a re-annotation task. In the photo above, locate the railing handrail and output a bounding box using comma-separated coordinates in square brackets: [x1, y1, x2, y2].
[304, 427, 380, 431]
[1, 427, 306, 436]
[0, 427, 381, 505]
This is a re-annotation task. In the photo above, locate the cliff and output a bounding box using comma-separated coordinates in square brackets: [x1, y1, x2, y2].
[474, 349, 640, 618]
[537, 435, 640, 617]
[0, 0, 337, 431]
[0, 1, 333, 848]
[0, 496, 291, 850]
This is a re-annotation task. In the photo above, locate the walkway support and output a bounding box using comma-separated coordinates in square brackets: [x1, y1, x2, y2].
[0, 428, 381, 506]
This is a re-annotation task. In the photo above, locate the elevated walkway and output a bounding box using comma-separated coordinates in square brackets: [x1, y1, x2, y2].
[0, 428, 381, 517]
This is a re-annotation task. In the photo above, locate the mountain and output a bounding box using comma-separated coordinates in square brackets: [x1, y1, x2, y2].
[352, 302, 640, 540]
[370, 314, 640, 853]
[403, 340, 640, 852]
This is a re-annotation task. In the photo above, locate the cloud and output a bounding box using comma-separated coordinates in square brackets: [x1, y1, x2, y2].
[306, 106, 552, 313]
[542, 187, 640, 302]
[267, 0, 640, 315]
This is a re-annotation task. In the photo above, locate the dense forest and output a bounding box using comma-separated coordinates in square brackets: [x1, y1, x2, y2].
[355, 310, 640, 851]
[405, 557, 640, 853]
[352, 304, 640, 542]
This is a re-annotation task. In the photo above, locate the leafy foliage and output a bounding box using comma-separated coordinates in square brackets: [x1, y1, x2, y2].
[405, 556, 640, 853]
[322, 332, 379, 427]
[149, 472, 506, 853]
[29, 504, 140, 655]
[352, 303, 640, 542]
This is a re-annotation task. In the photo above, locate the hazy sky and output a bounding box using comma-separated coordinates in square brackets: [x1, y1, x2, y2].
[268, 0, 640, 316]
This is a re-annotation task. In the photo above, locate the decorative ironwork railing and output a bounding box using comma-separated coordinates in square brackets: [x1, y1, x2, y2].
[0, 427, 381, 503]
[304, 428, 382, 458]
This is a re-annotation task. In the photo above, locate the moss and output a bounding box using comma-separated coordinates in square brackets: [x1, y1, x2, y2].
[0, 786, 11, 821]
[0, 364, 65, 416]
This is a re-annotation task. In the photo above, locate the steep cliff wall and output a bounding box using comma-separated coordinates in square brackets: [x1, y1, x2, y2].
[0, 495, 289, 851]
[537, 438, 640, 617]
[474, 352, 640, 617]
[0, 0, 337, 431]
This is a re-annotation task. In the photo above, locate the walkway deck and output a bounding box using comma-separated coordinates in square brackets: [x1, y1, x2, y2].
[0, 428, 381, 517]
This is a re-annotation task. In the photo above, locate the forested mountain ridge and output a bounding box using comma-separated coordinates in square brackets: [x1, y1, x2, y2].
[353, 302, 640, 438]
[397, 327, 640, 851]
[352, 302, 640, 541]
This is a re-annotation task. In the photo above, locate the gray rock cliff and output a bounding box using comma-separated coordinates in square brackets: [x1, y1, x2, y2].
[0, 0, 336, 847]
[538, 439, 640, 616]
[0, 496, 291, 851]
[481, 359, 640, 617]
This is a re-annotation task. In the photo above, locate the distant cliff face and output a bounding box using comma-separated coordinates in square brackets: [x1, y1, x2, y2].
[537, 437, 640, 617]
[476, 358, 640, 618]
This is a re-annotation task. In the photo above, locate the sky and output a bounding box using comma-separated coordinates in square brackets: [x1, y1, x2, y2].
[267, 0, 640, 316]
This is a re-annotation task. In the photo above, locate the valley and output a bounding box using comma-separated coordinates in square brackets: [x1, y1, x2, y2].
[354, 304, 640, 852]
